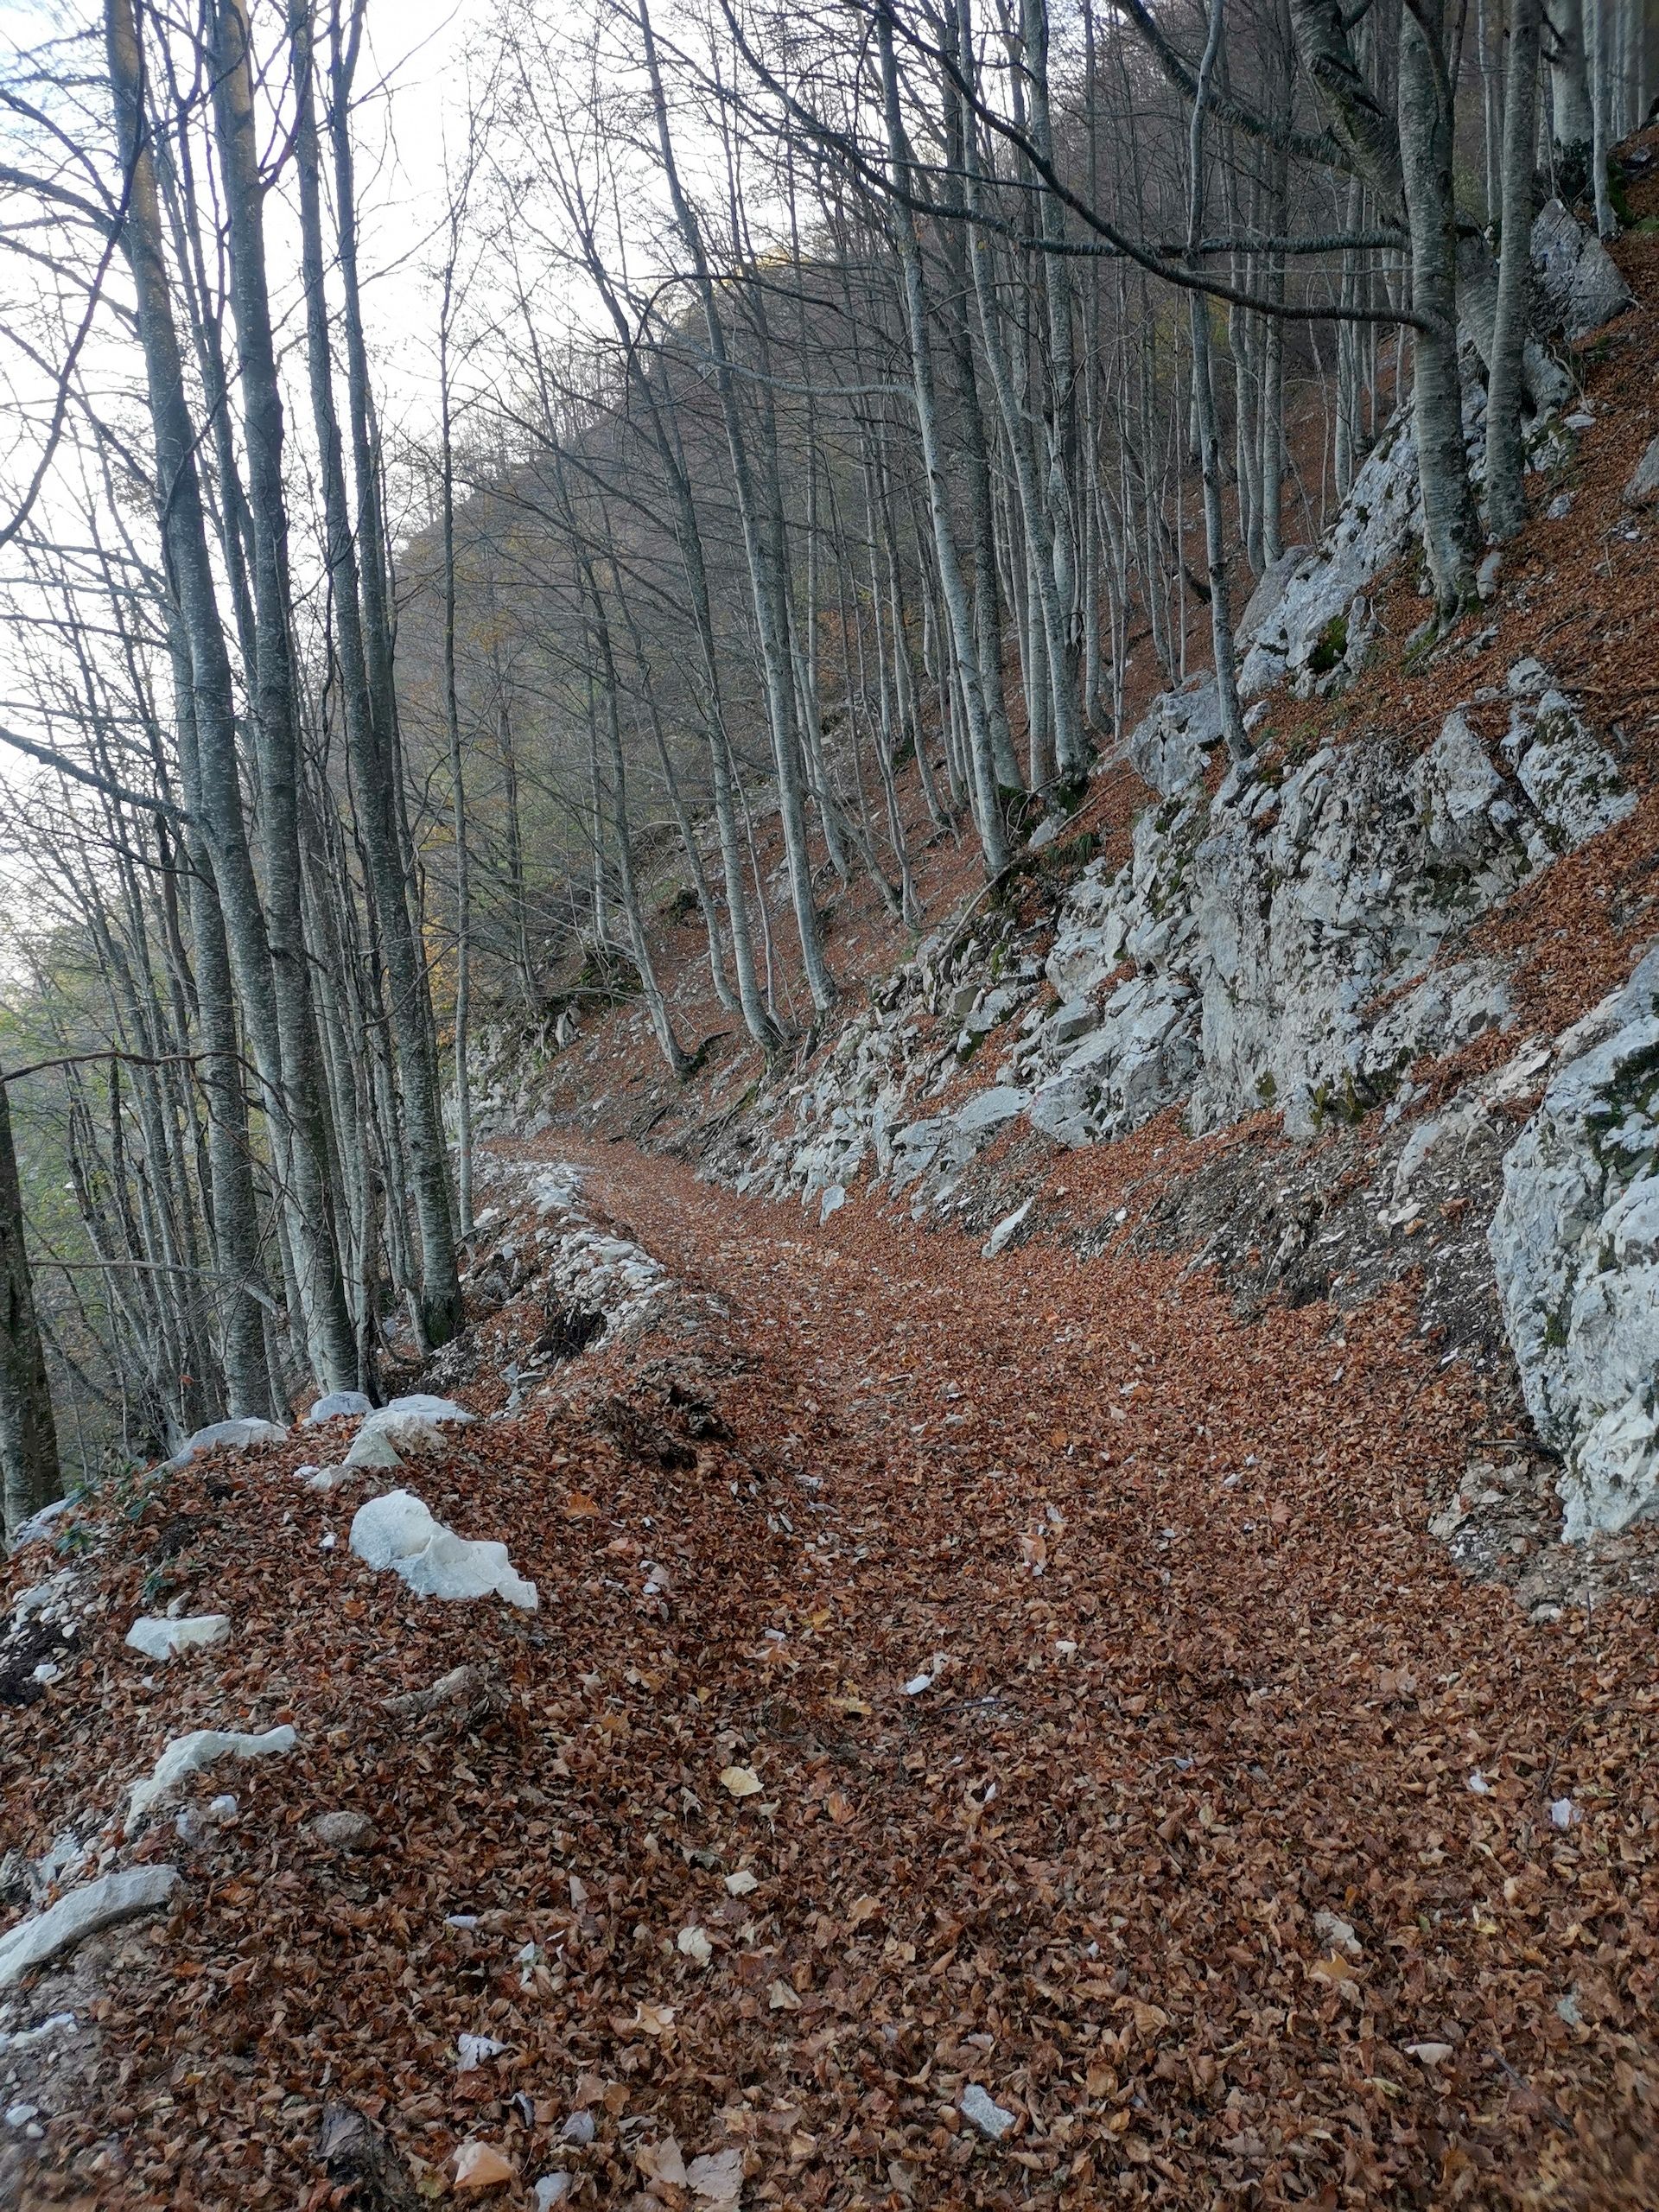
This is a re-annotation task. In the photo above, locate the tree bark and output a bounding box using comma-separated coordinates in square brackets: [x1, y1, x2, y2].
[1, 1072, 61, 1539]
[1397, 0, 1480, 617]
[1487, 0, 1542, 542]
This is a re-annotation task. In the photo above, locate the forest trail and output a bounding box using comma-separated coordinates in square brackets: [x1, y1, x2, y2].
[8, 1133, 1655, 2209]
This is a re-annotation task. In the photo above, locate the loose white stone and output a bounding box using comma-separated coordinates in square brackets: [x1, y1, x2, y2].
[0, 1867, 180, 1986]
[982, 1198, 1033, 1260]
[127, 1728, 298, 1824]
[0, 2011, 75, 2055]
[164, 1417, 288, 1471]
[305, 1389, 373, 1424]
[124, 1615, 231, 1663]
[342, 1427, 406, 1471]
[348, 1491, 537, 1610]
[960, 2083, 1016, 2139]
[305, 1390, 373, 1424]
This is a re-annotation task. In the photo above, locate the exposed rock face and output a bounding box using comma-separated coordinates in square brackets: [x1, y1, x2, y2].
[1017, 675, 1629, 1145]
[719, 652, 1630, 1211]
[1624, 432, 1659, 509]
[1235, 420, 1421, 702]
[1491, 950, 1659, 1539]
[1530, 198, 1635, 342]
[677, 389, 1643, 1544]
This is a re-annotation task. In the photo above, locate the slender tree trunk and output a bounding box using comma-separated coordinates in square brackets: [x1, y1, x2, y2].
[291, 4, 461, 1340]
[880, 3, 1009, 872]
[639, 0, 835, 1010]
[208, 0, 356, 1386]
[1398, 0, 1480, 617]
[1488, 0, 1543, 541]
[1188, 0, 1252, 764]
[1, 1073, 61, 1539]
[1548, 0, 1596, 200]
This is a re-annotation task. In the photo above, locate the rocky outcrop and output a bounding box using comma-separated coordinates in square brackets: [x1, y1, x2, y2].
[1234, 417, 1421, 703]
[729, 648, 1632, 1225]
[1530, 197, 1635, 343]
[1015, 662, 1634, 1146]
[1491, 950, 1659, 1539]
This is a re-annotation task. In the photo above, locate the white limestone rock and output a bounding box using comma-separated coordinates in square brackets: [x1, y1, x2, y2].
[1501, 688, 1637, 851]
[4, 1498, 73, 1553]
[124, 1614, 231, 1662]
[1531, 198, 1635, 341]
[127, 1726, 298, 1824]
[348, 1490, 538, 1610]
[1128, 677, 1224, 798]
[342, 1427, 404, 1470]
[164, 1417, 288, 1471]
[305, 1390, 373, 1424]
[1491, 949, 1659, 1538]
[982, 1198, 1033, 1259]
[960, 2083, 1016, 2139]
[0, 1866, 180, 1986]
[1236, 421, 1418, 701]
[346, 1414, 439, 1467]
[1624, 432, 1659, 509]
[378, 1394, 474, 1427]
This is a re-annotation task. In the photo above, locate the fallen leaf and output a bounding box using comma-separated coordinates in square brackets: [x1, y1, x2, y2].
[453, 2140, 516, 2191]
[637, 2136, 688, 2186]
[768, 1979, 800, 2011]
[687, 2145, 745, 2207]
[678, 1924, 713, 1966]
[720, 1764, 763, 1798]
[1307, 1951, 1362, 1988]
[724, 1868, 759, 1897]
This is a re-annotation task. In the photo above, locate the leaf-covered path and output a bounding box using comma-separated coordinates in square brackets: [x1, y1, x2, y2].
[5, 1136, 1657, 2209]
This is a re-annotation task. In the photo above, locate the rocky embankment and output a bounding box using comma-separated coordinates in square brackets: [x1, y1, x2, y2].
[632, 330, 1659, 1552]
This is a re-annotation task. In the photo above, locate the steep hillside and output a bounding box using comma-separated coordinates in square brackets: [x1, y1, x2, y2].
[498, 146, 1659, 1582]
[7, 142, 1659, 2212]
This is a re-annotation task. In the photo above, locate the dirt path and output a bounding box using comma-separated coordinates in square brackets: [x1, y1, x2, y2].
[6, 1138, 1656, 2210]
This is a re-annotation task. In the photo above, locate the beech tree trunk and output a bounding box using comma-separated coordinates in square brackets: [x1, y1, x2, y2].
[1487, 0, 1542, 542]
[1397, 0, 1479, 617]
[1, 1073, 60, 1540]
